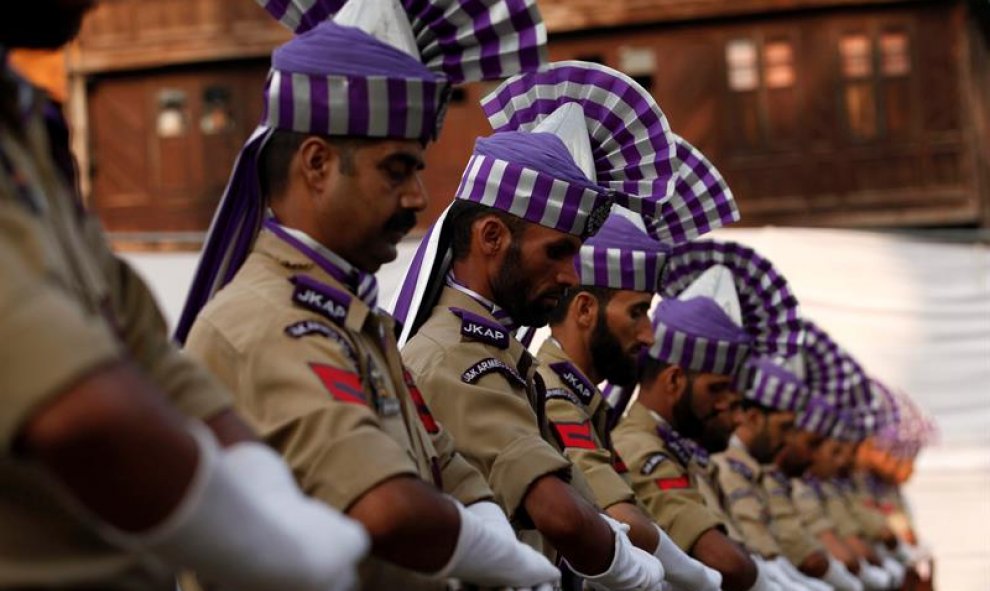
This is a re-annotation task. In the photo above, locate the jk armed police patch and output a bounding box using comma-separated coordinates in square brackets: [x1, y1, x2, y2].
[640, 452, 669, 475]
[461, 357, 526, 388]
[548, 361, 596, 406]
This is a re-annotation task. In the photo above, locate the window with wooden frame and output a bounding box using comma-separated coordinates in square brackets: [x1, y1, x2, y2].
[724, 34, 798, 151]
[839, 25, 913, 142]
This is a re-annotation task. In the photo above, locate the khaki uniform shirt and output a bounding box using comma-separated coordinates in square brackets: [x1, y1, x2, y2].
[536, 338, 636, 511]
[0, 71, 230, 589]
[819, 479, 864, 539]
[761, 467, 825, 566]
[835, 478, 889, 541]
[712, 440, 782, 558]
[401, 287, 577, 550]
[611, 402, 729, 552]
[185, 231, 491, 590]
[790, 477, 838, 536]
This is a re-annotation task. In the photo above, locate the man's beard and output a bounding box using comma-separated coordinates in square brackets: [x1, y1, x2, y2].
[750, 425, 776, 464]
[589, 310, 638, 385]
[383, 208, 418, 237]
[672, 374, 704, 440]
[490, 241, 562, 327]
[777, 448, 810, 478]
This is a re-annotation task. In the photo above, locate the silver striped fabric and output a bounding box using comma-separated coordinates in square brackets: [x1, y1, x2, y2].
[797, 396, 841, 437]
[739, 356, 809, 412]
[649, 320, 749, 376]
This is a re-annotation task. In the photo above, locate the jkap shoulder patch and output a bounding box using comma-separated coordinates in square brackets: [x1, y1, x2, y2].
[310, 362, 365, 405]
[403, 369, 439, 434]
[727, 458, 756, 481]
[551, 421, 596, 450]
[640, 452, 670, 475]
[461, 357, 526, 388]
[290, 275, 351, 326]
[449, 307, 508, 349]
[548, 361, 596, 406]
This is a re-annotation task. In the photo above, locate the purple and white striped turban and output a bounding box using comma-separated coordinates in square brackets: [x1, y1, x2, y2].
[647, 297, 753, 376]
[828, 408, 861, 442]
[660, 240, 804, 360]
[797, 396, 841, 437]
[801, 319, 871, 409]
[482, 61, 738, 237]
[258, 0, 547, 84]
[576, 209, 669, 292]
[176, 0, 547, 343]
[737, 356, 809, 413]
[390, 62, 684, 345]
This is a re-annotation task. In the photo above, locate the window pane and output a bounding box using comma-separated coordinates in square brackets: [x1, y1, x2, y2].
[845, 82, 877, 139]
[200, 85, 233, 135]
[840, 34, 872, 79]
[764, 40, 795, 89]
[880, 31, 911, 76]
[726, 39, 759, 91]
[156, 89, 188, 138]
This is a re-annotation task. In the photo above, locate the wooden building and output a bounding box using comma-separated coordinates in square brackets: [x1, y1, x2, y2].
[49, 0, 990, 247]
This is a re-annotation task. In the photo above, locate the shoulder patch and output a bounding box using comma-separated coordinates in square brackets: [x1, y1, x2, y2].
[656, 425, 693, 466]
[727, 487, 758, 502]
[551, 420, 596, 450]
[449, 307, 508, 349]
[727, 458, 756, 481]
[548, 361, 596, 406]
[402, 369, 439, 434]
[546, 387, 582, 406]
[655, 475, 691, 491]
[641, 452, 670, 475]
[309, 363, 365, 405]
[284, 320, 356, 361]
[291, 275, 351, 325]
[461, 357, 526, 388]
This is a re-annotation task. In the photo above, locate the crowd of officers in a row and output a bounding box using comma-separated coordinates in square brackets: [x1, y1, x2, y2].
[0, 0, 935, 590]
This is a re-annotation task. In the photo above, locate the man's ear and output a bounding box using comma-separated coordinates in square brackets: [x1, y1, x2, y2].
[664, 365, 687, 402]
[297, 136, 336, 198]
[573, 291, 598, 330]
[476, 215, 509, 258]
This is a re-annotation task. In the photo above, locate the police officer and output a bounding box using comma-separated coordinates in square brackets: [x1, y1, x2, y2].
[713, 356, 836, 591]
[0, 2, 371, 589]
[539, 208, 732, 591]
[771, 396, 864, 591]
[180, 1, 560, 589]
[612, 238, 809, 591]
[393, 62, 683, 590]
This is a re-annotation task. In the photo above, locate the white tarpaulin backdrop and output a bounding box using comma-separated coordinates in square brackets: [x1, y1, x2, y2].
[124, 226, 990, 590]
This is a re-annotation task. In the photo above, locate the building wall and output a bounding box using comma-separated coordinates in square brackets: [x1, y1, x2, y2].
[66, 0, 983, 247]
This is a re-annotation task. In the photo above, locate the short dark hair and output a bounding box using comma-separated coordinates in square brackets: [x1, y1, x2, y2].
[447, 199, 526, 262]
[547, 286, 616, 326]
[638, 357, 671, 389]
[741, 399, 774, 414]
[258, 131, 366, 201]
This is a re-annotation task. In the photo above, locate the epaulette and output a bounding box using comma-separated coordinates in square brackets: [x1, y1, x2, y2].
[548, 361, 596, 406]
[290, 275, 351, 326]
[449, 307, 509, 349]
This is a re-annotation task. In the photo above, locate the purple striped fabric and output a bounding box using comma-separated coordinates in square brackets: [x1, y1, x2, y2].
[738, 356, 808, 412]
[482, 61, 675, 220]
[576, 210, 669, 292]
[801, 319, 871, 409]
[661, 240, 804, 360]
[257, 0, 547, 84]
[647, 297, 752, 376]
[645, 134, 740, 244]
[482, 62, 739, 242]
[797, 396, 841, 437]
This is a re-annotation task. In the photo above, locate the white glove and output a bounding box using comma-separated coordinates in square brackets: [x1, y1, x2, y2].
[746, 559, 783, 591]
[462, 501, 558, 591]
[652, 525, 721, 591]
[438, 500, 560, 589]
[772, 556, 832, 591]
[824, 557, 864, 591]
[103, 422, 369, 591]
[858, 560, 893, 590]
[879, 556, 905, 588]
[753, 556, 791, 589]
[571, 515, 665, 591]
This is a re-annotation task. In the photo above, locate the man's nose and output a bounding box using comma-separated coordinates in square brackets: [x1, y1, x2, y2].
[401, 173, 428, 211]
[556, 257, 579, 288]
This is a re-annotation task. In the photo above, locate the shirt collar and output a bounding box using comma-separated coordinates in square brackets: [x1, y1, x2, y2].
[263, 217, 379, 309]
[445, 271, 517, 331]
